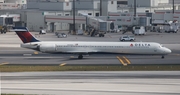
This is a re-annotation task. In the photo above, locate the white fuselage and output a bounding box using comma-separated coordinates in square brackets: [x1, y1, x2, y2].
[21, 41, 171, 55]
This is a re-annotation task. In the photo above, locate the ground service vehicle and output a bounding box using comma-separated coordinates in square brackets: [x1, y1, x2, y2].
[57, 33, 67, 38]
[120, 35, 135, 41]
[133, 26, 146, 35]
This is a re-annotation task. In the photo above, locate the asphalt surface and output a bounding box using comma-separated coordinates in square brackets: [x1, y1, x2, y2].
[1, 71, 180, 95]
[0, 32, 180, 66]
[0, 50, 180, 66]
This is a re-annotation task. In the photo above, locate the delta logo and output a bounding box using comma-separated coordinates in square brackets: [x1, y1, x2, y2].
[130, 44, 133, 47]
[130, 43, 151, 47]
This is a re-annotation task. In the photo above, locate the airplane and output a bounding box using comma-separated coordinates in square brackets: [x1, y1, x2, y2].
[12, 27, 171, 59]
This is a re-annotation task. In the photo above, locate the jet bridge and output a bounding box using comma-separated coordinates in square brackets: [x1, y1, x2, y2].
[45, 15, 86, 32]
[79, 12, 115, 37]
[45, 14, 114, 36]
[45, 15, 86, 24]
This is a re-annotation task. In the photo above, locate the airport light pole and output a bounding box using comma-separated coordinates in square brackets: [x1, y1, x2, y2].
[134, 0, 136, 17]
[172, 0, 175, 14]
[73, 0, 76, 34]
[100, 0, 102, 16]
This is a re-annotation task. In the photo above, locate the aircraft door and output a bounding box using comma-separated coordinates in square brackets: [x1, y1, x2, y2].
[154, 49, 157, 52]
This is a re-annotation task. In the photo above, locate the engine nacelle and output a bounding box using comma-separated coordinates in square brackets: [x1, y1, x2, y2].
[37, 44, 56, 53]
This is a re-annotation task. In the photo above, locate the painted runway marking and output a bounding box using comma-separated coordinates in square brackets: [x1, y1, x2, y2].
[0, 62, 9, 66]
[59, 63, 66, 66]
[123, 56, 131, 64]
[34, 51, 39, 54]
[117, 56, 131, 66]
[116, 56, 127, 66]
[70, 56, 74, 58]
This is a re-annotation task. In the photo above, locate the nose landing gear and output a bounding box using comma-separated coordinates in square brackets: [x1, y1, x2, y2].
[161, 55, 164, 59]
[78, 54, 83, 59]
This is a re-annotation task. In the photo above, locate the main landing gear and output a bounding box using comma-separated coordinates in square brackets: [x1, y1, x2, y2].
[78, 54, 83, 59]
[161, 55, 164, 59]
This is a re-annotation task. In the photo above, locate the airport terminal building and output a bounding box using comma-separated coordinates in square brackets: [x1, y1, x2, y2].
[0, 0, 179, 32]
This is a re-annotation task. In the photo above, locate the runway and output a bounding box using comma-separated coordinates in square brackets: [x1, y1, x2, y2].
[1, 71, 180, 95]
[0, 47, 180, 66]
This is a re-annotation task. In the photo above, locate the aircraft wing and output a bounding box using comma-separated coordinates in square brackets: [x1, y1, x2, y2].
[66, 50, 98, 53]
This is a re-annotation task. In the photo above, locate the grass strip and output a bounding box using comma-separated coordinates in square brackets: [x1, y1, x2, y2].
[1, 94, 34, 95]
[1, 94, 22, 95]
[0, 65, 180, 72]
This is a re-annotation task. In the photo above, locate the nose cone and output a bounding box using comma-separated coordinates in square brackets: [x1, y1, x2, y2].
[165, 48, 172, 54]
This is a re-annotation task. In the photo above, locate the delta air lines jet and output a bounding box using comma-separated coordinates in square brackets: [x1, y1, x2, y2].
[13, 27, 171, 59]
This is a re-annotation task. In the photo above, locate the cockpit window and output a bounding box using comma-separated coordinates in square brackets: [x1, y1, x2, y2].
[161, 44, 164, 47]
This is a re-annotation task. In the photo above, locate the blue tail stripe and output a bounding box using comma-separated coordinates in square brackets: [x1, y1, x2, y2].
[13, 27, 40, 43]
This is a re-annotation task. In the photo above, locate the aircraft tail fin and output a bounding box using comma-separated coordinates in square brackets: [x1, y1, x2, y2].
[13, 27, 40, 43]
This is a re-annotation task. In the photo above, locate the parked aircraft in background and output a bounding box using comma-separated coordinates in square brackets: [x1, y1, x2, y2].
[13, 27, 171, 59]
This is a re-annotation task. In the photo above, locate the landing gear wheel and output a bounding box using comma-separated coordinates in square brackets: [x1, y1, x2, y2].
[161, 56, 164, 59]
[78, 55, 83, 59]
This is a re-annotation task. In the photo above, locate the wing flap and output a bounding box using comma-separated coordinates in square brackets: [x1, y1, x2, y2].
[66, 50, 98, 53]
